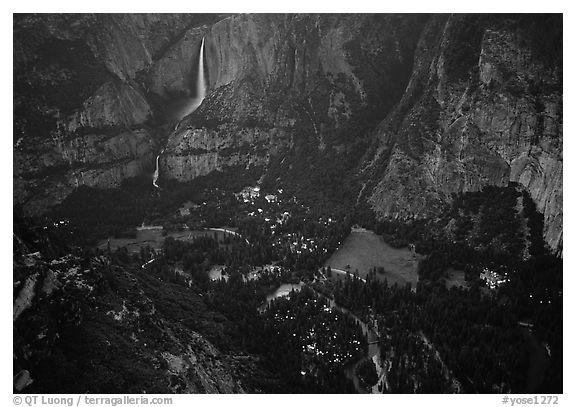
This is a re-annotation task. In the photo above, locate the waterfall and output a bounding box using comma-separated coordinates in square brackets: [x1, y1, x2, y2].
[196, 37, 206, 101]
[173, 37, 207, 122]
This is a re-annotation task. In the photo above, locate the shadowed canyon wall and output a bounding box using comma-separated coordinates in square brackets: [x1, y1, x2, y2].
[13, 13, 562, 252]
[360, 15, 562, 253]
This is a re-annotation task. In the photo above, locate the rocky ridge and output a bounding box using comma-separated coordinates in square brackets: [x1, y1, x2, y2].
[13, 228, 261, 393]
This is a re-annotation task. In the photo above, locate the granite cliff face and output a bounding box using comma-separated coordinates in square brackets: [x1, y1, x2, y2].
[14, 129, 154, 215]
[66, 80, 152, 133]
[361, 15, 562, 252]
[14, 71, 155, 214]
[160, 14, 426, 193]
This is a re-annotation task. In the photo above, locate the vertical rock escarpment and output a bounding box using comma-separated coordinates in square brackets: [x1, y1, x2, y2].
[86, 14, 206, 82]
[14, 72, 155, 213]
[161, 14, 427, 188]
[14, 129, 154, 215]
[203, 14, 279, 91]
[363, 14, 562, 253]
[66, 80, 152, 133]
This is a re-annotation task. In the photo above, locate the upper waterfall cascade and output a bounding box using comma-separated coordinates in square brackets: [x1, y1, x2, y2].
[172, 37, 207, 123]
[196, 37, 206, 102]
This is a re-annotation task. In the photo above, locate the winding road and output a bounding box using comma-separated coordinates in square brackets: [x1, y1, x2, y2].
[208, 228, 250, 245]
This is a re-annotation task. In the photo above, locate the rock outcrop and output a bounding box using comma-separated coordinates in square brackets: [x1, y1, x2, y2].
[162, 126, 278, 182]
[67, 80, 152, 133]
[14, 129, 154, 214]
[85, 14, 201, 82]
[13, 231, 259, 393]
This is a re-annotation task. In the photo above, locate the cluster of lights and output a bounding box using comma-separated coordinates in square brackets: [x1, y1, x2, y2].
[480, 268, 509, 290]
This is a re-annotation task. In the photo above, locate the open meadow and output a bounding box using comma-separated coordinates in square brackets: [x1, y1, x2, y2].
[324, 228, 421, 289]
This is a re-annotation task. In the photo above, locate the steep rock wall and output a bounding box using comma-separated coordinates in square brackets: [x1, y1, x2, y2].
[365, 15, 562, 252]
[14, 130, 154, 214]
[67, 80, 152, 133]
[204, 15, 279, 90]
[87, 14, 200, 82]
